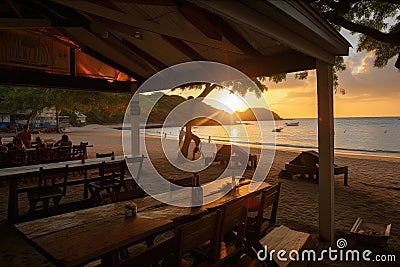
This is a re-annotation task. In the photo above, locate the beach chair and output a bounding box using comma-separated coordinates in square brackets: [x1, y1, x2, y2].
[205, 144, 257, 169]
[281, 151, 348, 185]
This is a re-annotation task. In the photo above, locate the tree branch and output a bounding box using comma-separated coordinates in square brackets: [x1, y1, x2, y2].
[323, 11, 400, 45]
[196, 83, 220, 98]
[376, 0, 400, 4]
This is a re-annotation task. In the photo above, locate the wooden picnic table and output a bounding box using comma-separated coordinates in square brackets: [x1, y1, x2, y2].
[0, 156, 128, 223]
[14, 178, 271, 267]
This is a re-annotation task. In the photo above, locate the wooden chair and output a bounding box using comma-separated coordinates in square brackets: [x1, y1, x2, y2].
[56, 146, 72, 161]
[0, 151, 5, 168]
[245, 182, 281, 245]
[27, 165, 69, 215]
[35, 147, 53, 163]
[217, 199, 248, 264]
[5, 149, 25, 167]
[72, 145, 86, 160]
[88, 160, 126, 204]
[171, 211, 223, 267]
[96, 151, 115, 159]
[118, 237, 176, 267]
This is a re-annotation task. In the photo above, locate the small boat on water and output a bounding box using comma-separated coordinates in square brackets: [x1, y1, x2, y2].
[272, 128, 283, 132]
[285, 122, 299, 126]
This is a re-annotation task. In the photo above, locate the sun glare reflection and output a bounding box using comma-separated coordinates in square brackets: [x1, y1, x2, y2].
[204, 88, 248, 114]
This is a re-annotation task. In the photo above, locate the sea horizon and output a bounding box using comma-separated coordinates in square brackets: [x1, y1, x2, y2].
[144, 117, 400, 158]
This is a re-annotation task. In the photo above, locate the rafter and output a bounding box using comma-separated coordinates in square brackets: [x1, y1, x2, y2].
[0, 68, 136, 93]
[121, 38, 167, 71]
[230, 50, 317, 78]
[177, 1, 222, 41]
[178, 1, 260, 56]
[50, 0, 242, 53]
[161, 35, 204, 61]
[0, 18, 51, 28]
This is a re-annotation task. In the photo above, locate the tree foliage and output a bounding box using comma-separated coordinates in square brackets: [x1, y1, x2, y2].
[0, 86, 131, 123]
[308, 0, 400, 68]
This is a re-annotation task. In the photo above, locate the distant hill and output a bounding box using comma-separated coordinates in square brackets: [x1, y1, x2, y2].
[235, 108, 282, 121]
[141, 93, 282, 125]
[140, 93, 186, 123]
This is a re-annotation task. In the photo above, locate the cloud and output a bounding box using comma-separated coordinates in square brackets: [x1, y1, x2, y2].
[338, 56, 399, 102]
[352, 53, 375, 74]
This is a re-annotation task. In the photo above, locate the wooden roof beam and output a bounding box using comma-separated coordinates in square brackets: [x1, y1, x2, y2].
[61, 28, 148, 83]
[0, 68, 136, 93]
[178, 1, 261, 56]
[161, 35, 204, 61]
[231, 50, 317, 78]
[0, 18, 51, 28]
[50, 0, 241, 53]
[121, 38, 167, 71]
[83, 46, 146, 84]
[177, 1, 222, 41]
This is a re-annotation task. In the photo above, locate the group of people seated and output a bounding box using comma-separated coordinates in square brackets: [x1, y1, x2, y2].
[0, 137, 8, 152]
[0, 136, 26, 151]
[0, 125, 73, 152]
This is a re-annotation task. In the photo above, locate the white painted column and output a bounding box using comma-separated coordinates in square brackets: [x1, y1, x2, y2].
[316, 60, 335, 244]
[130, 85, 140, 157]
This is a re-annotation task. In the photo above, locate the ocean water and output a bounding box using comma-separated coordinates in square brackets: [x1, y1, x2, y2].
[144, 117, 400, 157]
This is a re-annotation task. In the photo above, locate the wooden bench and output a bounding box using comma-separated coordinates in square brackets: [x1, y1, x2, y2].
[205, 154, 258, 169]
[256, 225, 313, 267]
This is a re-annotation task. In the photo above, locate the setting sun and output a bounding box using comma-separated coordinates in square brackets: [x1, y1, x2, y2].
[204, 89, 249, 114]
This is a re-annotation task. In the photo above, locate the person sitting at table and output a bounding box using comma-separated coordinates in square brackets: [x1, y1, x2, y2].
[10, 137, 25, 150]
[35, 137, 46, 148]
[0, 137, 8, 152]
[54, 134, 72, 147]
[16, 125, 32, 148]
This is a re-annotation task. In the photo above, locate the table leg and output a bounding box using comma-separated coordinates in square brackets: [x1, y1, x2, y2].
[8, 179, 18, 223]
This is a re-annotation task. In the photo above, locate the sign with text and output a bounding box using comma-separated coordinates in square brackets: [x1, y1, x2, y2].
[0, 30, 70, 73]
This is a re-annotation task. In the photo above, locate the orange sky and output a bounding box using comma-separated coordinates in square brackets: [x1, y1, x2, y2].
[169, 31, 399, 119]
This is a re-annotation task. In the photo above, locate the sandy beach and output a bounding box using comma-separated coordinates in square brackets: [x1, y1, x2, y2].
[0, 124, 399, 266]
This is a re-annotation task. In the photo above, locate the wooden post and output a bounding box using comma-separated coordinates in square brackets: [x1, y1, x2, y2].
[316, 59, 335, 244]
[130, 85, 140, 157]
